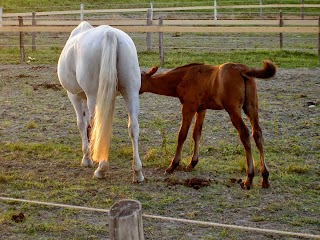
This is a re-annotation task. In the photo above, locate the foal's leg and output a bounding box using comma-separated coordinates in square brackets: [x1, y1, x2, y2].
[166, 104, 196, 174]
[227, 108, 255, 189]
[244, 106, 270, 188]
[186, 110, 206, 171]
[67, 92, 93, 167]
[122, 90, 144, 183]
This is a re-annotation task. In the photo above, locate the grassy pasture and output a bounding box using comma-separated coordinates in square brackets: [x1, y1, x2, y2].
[2, 0, 320, 13]
[0, 62, 319, 239]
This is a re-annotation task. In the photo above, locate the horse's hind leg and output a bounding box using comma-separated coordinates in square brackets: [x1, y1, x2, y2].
[166, 104, 196, 174]
[67, 92, 93, 167]
[227, 108, 255, 189]
[244, 105, 270, 188]
[86, 95, 109, 179]
[122, 90, 144, 183]
[186, 110, 206, 171]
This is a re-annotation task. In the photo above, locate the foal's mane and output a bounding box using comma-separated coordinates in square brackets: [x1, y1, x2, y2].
[167, 63, 205, 73]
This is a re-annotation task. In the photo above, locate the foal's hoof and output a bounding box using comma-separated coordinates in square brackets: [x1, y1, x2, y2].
[262, 180, 270, 188]
[240, 180, 252, 190]
[185, 164, 195, 172]
[164, 168, 174, 175]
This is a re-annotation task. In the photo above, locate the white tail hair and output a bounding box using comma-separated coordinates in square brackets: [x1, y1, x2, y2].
[90, 30, 118, 162]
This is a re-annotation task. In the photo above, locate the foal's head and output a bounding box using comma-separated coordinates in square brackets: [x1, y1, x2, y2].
[141, 66, 158, 79]
[140, 66, 158, 94]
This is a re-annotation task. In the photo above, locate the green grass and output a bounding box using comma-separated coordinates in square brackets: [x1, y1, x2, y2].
[1, 47, 317, 68]
[144, 49, 319, 68]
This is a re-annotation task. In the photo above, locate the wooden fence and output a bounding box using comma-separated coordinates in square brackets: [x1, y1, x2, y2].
[1, 3, 320, 18]
[0, 4, 319, 64]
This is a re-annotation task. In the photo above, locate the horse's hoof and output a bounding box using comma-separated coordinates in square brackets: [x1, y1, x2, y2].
[81, 157, 93, 168]
[93, 169, 107, 179]
[133, 172, 145, 183]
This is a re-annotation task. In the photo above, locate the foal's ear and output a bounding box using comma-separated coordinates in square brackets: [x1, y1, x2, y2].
[147, 66, 158, 76]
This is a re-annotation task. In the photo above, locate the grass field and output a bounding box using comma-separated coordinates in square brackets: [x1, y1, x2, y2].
[0, 62, 319, 239]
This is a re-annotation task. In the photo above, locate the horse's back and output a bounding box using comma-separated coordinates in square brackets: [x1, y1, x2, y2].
[57, 24, 140, 95]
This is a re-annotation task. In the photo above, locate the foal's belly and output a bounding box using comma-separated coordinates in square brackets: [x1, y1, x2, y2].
[208, 103, 224, 110]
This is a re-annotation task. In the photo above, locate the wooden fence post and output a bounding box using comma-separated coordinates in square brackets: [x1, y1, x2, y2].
[146, 7, 153, 51]
[159, 16, 164, 66]
[260, 0, 263, 18]
[0, 8, 2, 27]
[32, 12, 36, 51]
[213, 0, 217, 21]
[18, 16, 25, 63]
[80, 3, 84, 21]
[279, 11, 283, 49]
[318, 16, 320, 65]
[109, 199, 144, 240]
[301, 0, 304, 20]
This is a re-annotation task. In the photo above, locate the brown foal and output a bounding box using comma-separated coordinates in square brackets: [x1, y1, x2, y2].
[140, 60, 276, 189]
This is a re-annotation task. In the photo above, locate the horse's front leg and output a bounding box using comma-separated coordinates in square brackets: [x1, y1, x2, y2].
[186, 109, 206, 171]
[67, 92, 93, 168]
[165, 105, 195, 174]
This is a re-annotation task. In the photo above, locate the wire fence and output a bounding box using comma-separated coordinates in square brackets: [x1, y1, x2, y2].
[1, 196, 320, 239]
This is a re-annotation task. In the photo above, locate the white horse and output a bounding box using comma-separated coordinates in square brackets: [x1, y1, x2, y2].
[57, 21, 144, 183]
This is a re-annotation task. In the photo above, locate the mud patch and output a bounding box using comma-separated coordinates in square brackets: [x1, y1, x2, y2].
[165, 177, 212, 190]
[227, 177, 243, 188]
[11, 213, 25, 223]
[16, 74, 35, 79]
[32, 83, 62, 91]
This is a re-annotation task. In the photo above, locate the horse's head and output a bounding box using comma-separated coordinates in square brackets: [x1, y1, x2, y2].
[140, 66, 158, 94]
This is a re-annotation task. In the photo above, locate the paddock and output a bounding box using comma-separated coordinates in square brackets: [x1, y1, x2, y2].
[0, 64, 319, 239]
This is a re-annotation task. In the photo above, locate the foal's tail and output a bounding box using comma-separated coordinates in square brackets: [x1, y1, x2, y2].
[243, 60, 276, 79]
[90, 30, 118, 162]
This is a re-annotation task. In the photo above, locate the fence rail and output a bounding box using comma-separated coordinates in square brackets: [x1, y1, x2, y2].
[1, 4, 320, 18]
[1, 19, 319, 27]
[0, 25, 318, 33]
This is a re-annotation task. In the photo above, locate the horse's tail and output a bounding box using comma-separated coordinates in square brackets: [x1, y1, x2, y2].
[243, 60, 276, 79]
[90, 30, 118, 162]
